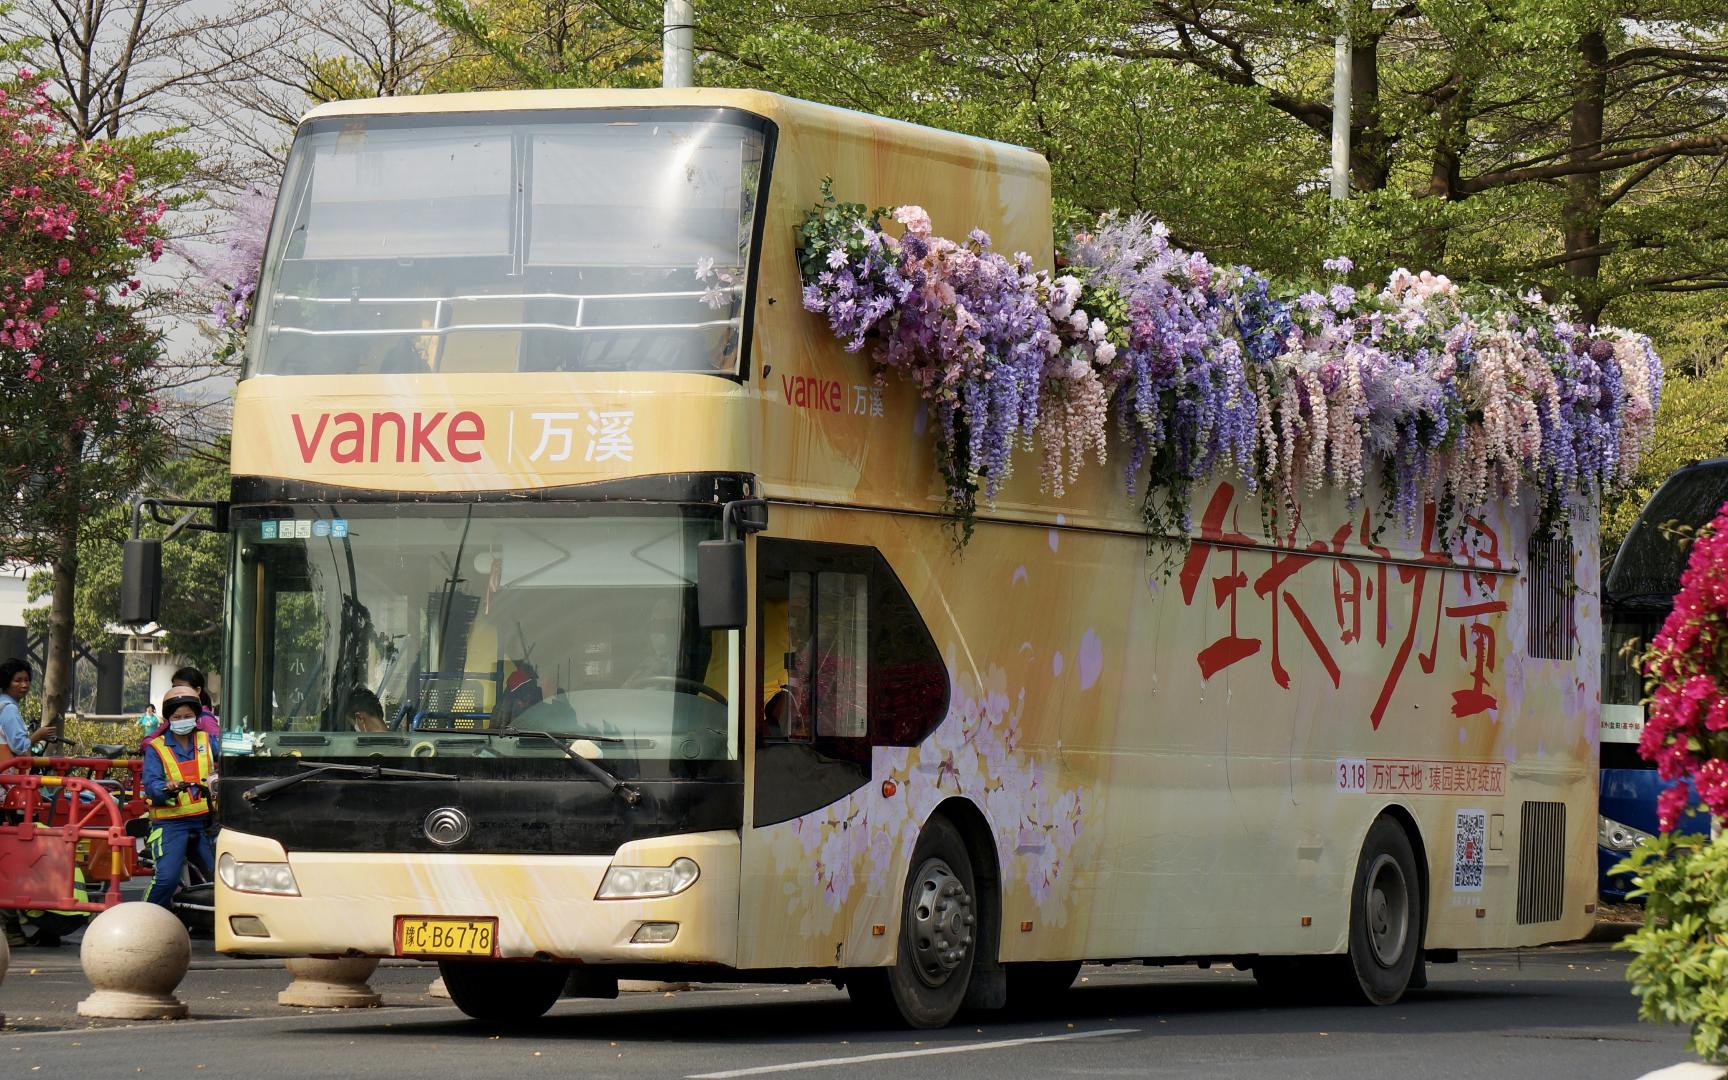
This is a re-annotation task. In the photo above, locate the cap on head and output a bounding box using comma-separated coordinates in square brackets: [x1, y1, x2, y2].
[162, 689, 202, 719]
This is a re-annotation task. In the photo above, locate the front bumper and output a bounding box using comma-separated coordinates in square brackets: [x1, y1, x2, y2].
[214, 828, 740, 965]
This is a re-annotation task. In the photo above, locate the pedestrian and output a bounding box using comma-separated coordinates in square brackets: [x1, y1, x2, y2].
[141, 689, 216, 908]
[0, 658, 55, 758]
[135, 702, 157, 738]
[142, 666, 220, 746]
[1, 657, 56, 947]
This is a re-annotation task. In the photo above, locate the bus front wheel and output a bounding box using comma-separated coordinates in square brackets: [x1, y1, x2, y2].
[1342, 816, 1423, 1005]
[848, 815, 979, 1028]
[441, 959, 567, 1024]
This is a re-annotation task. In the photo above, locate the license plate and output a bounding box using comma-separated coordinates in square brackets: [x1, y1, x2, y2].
[395, 916, 497, 957]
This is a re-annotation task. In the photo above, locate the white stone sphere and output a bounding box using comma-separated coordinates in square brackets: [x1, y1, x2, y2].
[79, 902, 191, 996]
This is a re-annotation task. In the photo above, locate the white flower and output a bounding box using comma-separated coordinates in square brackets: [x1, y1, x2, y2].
[1087, 317, 1107, 344]
[1096, 341, 1117, 365]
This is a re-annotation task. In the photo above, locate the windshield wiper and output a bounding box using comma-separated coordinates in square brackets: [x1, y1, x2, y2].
[244, 759, 460, 804]
[501, 726, 642, 806]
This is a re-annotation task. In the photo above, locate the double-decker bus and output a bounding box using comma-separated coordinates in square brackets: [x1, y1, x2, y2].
[208, 88, 1599, 1028]
[1597, 460, 1725, 895]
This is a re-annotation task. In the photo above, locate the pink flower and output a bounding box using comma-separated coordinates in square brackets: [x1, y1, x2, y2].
[54, 256, 69, 274]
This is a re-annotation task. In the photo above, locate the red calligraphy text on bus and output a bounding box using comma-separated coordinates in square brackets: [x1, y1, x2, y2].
[1180, 483, 1509, 731]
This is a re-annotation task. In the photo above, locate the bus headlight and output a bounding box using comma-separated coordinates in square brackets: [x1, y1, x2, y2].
[596, 857, 699, 900]
[1598, 815, 1653, 853]
[217, 852, 301, 896]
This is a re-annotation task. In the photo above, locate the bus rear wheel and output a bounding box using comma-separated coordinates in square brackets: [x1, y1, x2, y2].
[440, 960, 567, 1024]
[848, 815, 978, 1029]
[1341, 816, 1423, 1005]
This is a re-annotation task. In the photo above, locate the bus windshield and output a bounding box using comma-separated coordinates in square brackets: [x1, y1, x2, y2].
[224, 504, 735, 767]
[246, 108, 769, 378]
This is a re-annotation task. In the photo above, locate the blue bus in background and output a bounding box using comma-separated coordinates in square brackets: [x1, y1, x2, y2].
[1598, 459, 1726, 899]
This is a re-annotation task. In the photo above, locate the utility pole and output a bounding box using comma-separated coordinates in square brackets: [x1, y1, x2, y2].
[663, 0, 694, 89]
[1330, 0, 1352, 203]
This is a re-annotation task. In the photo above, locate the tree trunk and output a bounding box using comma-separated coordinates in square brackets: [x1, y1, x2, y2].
[41, 428, 84, 728]
[1350, 33, 1391, 191]
[43, 520, 78, 728]
[1564, 30, 1608, 323]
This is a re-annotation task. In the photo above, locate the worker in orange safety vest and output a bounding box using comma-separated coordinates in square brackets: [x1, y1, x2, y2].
[142, 689, 216, 907]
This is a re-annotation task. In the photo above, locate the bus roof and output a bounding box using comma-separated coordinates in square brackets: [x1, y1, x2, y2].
[1605, 457, 1728, 609]
[299, 88, 1046, 178]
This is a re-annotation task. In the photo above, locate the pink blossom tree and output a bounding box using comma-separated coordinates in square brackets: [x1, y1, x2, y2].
[0, 69, 175, 725]
[1639, 502, 1728, 832]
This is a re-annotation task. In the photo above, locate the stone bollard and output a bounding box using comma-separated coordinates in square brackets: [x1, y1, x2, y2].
[427, 975, 450, 999]
[77, 902, 191, 1019]
[279, 957, 383, 1008]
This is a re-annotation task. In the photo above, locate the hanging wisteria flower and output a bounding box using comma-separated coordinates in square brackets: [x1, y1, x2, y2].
[795, 188, 1663, 548]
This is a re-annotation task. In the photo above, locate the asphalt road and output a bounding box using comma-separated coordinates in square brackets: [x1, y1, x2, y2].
[0, 942, 1696, 1080]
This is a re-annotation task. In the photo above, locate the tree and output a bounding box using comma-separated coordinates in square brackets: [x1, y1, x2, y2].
[424, 1, 1728, 329]
[26, 438, 231, 674]
[0, 69, 175, 724]
[1601, 291, 1728, 559]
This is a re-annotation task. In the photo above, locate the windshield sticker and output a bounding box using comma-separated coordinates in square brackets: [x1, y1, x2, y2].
[331, 519, 348, 538]
[312, 519, 331, 537]
[260, 521, 278, 540]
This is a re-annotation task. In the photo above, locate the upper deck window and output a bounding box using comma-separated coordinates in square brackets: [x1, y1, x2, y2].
[246, 108, 770, 378]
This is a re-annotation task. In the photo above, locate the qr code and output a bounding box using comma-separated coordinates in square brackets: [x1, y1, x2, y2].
[1453, 810, 1487, 891]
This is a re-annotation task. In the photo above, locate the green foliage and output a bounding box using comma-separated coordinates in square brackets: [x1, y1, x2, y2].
[1619, 828, 1728, 1063]
[1601, 293, 1728, 560]
[417, 0, 659, 90]
[25, 439, 231, 674]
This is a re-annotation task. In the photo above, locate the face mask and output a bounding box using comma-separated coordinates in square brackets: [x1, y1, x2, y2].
[169, 717, 197, 735]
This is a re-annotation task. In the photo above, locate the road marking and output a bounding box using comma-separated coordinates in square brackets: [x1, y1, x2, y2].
[686, 1027, 1141, 1078]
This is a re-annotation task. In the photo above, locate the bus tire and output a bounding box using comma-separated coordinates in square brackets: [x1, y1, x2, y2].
[848, 815, 979, 1028]
[1341, 815, 1423, 1005]
[440, 960, 567, 1024]
[1005, 960, 1082, 1011]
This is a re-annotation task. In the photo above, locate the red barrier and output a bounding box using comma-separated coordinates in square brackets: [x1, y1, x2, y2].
[0, 755, 149, 913]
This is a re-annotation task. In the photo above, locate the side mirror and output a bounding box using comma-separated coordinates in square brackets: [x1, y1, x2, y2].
[120, 538, 163, 626]
[697, 539, 747, 630]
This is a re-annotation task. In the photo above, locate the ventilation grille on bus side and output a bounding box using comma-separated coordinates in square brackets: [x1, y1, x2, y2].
[1526, 537, 1575, 660]
[1516, 801, 1566, 924]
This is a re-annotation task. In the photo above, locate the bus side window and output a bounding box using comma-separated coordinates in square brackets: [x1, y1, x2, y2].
[814, 571, 868, 739]
[759, 568, 868, 743]
[753, 540, 941, 828]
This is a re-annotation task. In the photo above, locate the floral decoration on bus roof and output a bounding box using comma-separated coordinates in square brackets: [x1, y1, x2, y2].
[796, 183, 1661, 544]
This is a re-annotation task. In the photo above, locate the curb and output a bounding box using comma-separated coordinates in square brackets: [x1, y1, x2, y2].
[1635, 1065, 1725, 1080]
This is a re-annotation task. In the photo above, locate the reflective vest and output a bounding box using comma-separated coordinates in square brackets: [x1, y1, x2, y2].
[149, 730, 214, 820]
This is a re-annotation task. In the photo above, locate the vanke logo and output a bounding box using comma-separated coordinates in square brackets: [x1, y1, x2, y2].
[291, 410, 486, 464]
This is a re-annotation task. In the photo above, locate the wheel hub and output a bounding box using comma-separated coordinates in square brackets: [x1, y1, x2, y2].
[908, 857, 974, 987]
[1365, 853, 1409, 967]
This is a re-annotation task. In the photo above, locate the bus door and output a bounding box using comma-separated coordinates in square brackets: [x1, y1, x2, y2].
[735, 526, 949, 971]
